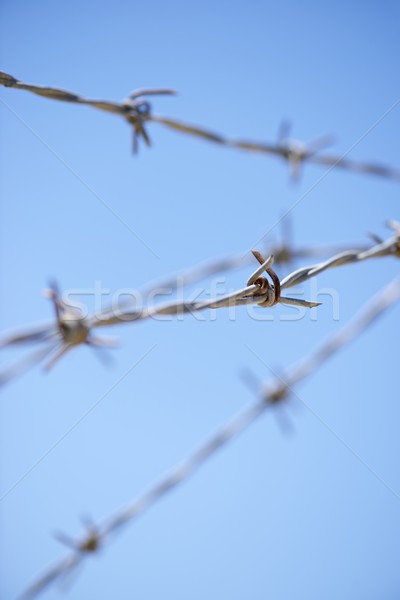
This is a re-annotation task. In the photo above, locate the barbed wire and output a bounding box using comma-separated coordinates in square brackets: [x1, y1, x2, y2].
[136, 225, 371, 294]
[17, 274, 400, 599]
[1, 222, 399, 386]
[0, 252, 316, 385]
[1, 70, 399, 182]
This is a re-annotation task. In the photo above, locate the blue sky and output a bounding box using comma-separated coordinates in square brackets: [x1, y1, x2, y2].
[1, 1, 400, 599]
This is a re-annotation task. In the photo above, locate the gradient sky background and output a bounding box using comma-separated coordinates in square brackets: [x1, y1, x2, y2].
[1, 1, 400, 599]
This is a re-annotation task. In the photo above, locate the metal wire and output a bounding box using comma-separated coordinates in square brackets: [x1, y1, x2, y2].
[1, 70, 399, 181]
[1, 224, 398, 385]
[280, 221, 400, 290]
[18, 275, 400, 600]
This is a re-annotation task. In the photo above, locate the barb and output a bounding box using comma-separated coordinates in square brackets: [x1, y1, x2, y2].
[229, 123, 337, 181]
[0, 284, 118, 385]
[1, 70, 399, 180]
[18, 275, 400, 600]
[0, 70, 176, 153]
[228, 129, 400, 182]
[1, 223, 398, 385]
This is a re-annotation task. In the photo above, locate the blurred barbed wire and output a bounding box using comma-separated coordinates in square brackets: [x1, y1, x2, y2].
[1, 222, 399, 386]
[1, 71, 399, 181]
[18, 274, 400, 599]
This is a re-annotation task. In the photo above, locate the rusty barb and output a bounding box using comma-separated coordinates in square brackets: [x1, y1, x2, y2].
[247, 250, 320, 309]
[248, 250, 281, 306]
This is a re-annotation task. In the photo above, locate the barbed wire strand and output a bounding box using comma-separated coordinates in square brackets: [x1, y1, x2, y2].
[280, 220, 400, 290]
[91, 223, 370, 319]
[18, 274, 400, 600]
[1, 71, 399, 182]
[1, 223, 399, 385]
[135, 239, 371, 297]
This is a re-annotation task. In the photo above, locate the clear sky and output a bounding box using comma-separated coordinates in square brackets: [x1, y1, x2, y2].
[1, 1, 399, 599]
